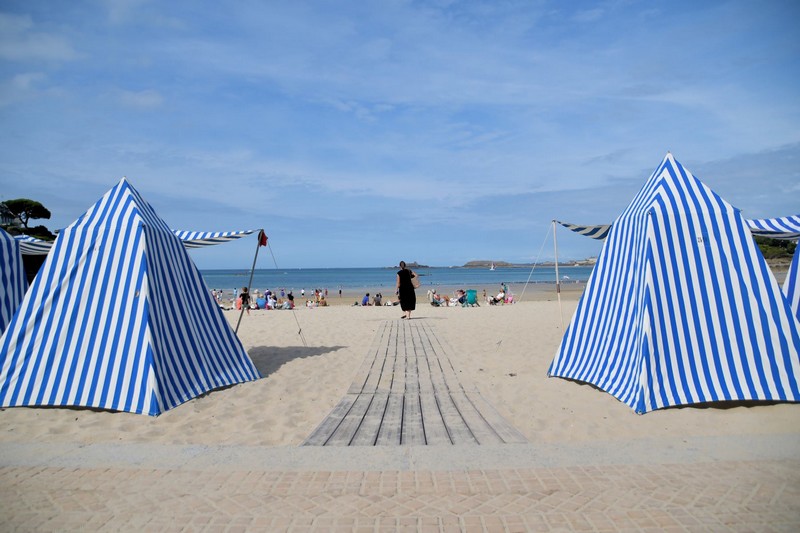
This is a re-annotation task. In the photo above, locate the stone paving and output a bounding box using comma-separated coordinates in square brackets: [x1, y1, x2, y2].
[2, 446, 799, 532]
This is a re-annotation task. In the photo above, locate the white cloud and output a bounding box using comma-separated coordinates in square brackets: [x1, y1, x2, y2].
[0, 13, 78, 62]
[118, 89, 163, 109]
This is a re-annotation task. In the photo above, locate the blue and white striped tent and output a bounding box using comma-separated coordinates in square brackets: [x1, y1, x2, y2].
[746, 215, 800, 321]
[786, 245, 800, 322]
[548, 153, 800, 413]
[0, 178, 260, 416]
[557, 215, 800, 320]
[0, 229, 27, 336]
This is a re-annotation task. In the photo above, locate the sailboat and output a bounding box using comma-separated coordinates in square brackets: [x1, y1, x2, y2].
[489, 261, 496, 271]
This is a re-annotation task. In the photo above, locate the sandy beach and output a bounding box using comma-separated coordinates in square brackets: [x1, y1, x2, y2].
[2, 286, 799, 530]
[1, 285, 797, 447]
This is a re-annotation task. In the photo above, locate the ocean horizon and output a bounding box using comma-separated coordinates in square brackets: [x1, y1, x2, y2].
[199, 265, 593, 294]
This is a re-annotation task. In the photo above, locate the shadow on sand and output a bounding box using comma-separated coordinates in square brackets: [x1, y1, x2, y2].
[248, 345, 346, 378]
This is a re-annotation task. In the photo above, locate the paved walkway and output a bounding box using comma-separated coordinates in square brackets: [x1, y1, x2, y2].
[2, 436, 799, 531]
[304, 320, 526, 446]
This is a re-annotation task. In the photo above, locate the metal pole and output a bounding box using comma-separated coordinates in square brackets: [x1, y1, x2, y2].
[553, 220, 564, 329]
[235, 230, 263, 335]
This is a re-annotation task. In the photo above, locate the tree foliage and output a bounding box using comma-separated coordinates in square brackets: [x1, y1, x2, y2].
[754, 236, 796, 259]
[4, 198, 51, 228]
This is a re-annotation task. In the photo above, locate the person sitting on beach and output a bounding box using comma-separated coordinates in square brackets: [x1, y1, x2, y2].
[373, 293, 382, 306]
[362, 293, 370, 306]
[489, 290, 505, 305]
[456, 289, 466, 305]
[318, 296, 328, 307]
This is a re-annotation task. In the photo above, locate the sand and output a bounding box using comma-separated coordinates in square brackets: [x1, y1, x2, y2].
[1, 285, 798, 450]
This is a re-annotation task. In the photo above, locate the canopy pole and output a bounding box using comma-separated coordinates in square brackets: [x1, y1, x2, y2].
[553, 220, 564, 329]
[235, 229, 265, 335]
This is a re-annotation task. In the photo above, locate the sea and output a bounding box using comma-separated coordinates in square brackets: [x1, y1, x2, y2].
[199, 265, 594, 294]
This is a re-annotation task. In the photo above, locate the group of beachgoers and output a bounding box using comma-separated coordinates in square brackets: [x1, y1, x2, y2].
[211, 287, 296, 312]
[425, 283, 513, 307]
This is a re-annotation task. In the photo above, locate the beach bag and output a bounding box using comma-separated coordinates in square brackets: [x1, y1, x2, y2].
[411, 271, 421, 289]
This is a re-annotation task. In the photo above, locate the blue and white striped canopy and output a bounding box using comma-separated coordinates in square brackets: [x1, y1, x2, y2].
[0, 229, 27, 336]
[12, 229, 254, 254]
[13, 235, 53, 255]
[549, 153, 800, 413]
[171, 229, 255, 248]
[559, 215, 800, 242]
[555, 221, 612, 240]
[0, 178, 260, 416]
[746, 215, 800, 240]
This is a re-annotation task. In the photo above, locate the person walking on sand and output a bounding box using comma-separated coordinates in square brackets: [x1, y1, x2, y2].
[396, 260, 417, 319]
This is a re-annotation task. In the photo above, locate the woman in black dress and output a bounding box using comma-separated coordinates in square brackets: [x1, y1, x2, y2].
[396, 260, 417, 319]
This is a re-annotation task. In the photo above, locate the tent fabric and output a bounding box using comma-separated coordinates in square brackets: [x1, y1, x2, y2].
[172, 229, 254, 249]
[746, 215, 800, 240]
[13, 230, 254, 255]
[13, 235, 53, 255]
[559, 215, 800, 242]
[785, 245, 800, 322]
[0, 229, 27, 336]
[548, 153, 800, 414]
[0, 178, 260, 416]
[555, 221, 612, 240]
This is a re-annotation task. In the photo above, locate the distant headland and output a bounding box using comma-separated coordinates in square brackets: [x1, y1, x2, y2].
[386, 259, 597, 269]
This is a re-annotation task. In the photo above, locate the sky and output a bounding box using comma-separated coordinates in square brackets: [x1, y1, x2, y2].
[0, 0, 798, 269]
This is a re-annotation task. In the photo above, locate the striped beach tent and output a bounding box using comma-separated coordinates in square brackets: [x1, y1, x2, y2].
[0, 229, 27, 336]
[548, 153, 800, 413]
[785, 245, 800, 321]
[746, 215, 800, 321]
[0, 178, 260, 416]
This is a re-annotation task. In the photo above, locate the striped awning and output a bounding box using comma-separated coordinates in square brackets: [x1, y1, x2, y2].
[13, 235, 53, 255]
[555, 221, 612, 240]
[746, 215, 800, 240]
[558, 216, 800, 242]
[13, 229, 255, 255]
[172, 229, 255, 249]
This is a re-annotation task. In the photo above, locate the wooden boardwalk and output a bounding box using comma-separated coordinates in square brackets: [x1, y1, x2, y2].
[303, 319, 528, 446]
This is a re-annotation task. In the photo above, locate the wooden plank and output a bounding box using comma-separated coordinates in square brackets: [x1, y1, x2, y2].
[302, 394, 357, 446]
[306, 318, 528, 448]
[325, 393, 374, 446]
[401, 393, 426, 445]
[449, 391, 503, 445]
[375, 393, 404, 445]
[348, 322, 389, 394]
[434, 392, 478, 445]
[390, 348, 407, 394]
[465, 391, 528, 444]
[404, 356, 419, 393]
[418, 320, 472, 392]
[418, 392, 451, 445]
[350, 392, 390, 446]
[375, 356, 395, 393]
[416, 347, 435, 394]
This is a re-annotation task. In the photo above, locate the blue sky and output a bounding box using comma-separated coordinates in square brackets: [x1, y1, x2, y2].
[1, 0, 798, 269]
